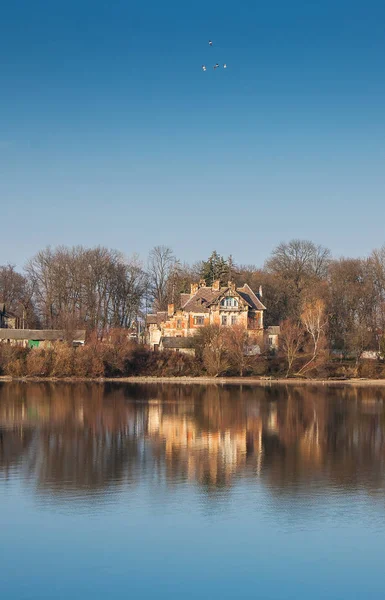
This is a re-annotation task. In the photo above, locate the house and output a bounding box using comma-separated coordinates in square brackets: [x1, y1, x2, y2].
[266, 326, 280, 350]
[0, 303, 21, 329]
[0, 329, 86, 348]
[159, 336, 195, 355]
[146, 279, 266, 351]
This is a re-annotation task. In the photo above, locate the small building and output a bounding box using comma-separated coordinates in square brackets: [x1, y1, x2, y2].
[0, 329, 86, 348]
[0, 303, 21, 329]
[266, 326, 280, 350]
[360, 350, 380, 360]
[145, 312, 167, 351]
[159, 336, 195, 355]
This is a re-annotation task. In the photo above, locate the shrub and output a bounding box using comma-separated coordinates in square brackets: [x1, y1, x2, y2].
[26, 349, 51, 377]
[73, 345, 105, 378]
[358, 359, 381, 379]
[0, 346, 29, 377]
[50, 343, 75, 377]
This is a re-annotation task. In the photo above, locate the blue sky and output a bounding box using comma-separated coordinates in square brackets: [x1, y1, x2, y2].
[1, 0, 385, 269]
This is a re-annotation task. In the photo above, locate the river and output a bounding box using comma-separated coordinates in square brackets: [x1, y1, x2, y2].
[1, 382, 385, 599]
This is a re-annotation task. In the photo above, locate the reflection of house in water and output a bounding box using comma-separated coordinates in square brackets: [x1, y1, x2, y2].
[146, 403, 263, 486]
[2, 383, 385, 500]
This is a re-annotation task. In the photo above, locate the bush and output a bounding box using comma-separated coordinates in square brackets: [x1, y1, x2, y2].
[50, 343, 75, 377]
[0, 346, 29, 377]
[358, 359, 381, 379]
[26, 349, 51, 377]
[73, 345, 105, 378]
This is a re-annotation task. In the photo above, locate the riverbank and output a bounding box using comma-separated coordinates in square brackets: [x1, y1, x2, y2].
[2, 374, 385, 387]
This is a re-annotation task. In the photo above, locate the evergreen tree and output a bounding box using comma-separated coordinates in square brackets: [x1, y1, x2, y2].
[200, 251, 231, 286]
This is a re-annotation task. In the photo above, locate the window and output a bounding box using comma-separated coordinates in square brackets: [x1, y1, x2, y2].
[194, 316, 204, 326]
[221, 315, 227, 325]
[221, 296, 238, 308]
[231, 316, 237, 325]
[176, 319, 182, 329]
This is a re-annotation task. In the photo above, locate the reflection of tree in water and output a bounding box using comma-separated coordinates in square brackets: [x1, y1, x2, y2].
[1, 382, 385, 501]
[261, 385, 385, 495]
[0, 383, 148, 497]
[0, 427, 34, 477]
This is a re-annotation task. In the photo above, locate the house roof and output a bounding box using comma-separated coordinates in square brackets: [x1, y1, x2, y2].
[183, 283, 266, 313]
[146, 314, 158, 325]
[0, 329, 86, 341]
[237, 284, 266, 311]
[267, 326, 280, 335]
[180, 293, 190, 308]
[182, 287, 225, 313]
[161, 336, 194, 349]
[146, 312, 167, 326]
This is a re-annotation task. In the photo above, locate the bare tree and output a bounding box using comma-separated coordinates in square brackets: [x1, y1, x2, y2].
[25, 246, 147, 336]
[266, 240, 330, 290]
[0, 264, 35, 327]
[148, 246, 176, 311]
[279, 319, 305, 377]
[297, 299, 327, 375]
[225, 326, 255, 376]
[327, 258, 377, 354]
[369, 245, 385, 344]
[346, 323, 373, 368]
[194, 325, 229, 377]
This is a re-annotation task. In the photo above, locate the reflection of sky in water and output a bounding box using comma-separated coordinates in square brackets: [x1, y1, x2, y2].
[1, 382, 385, 599]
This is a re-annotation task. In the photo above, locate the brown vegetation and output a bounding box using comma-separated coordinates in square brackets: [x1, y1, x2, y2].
[2, 239, 385, 379]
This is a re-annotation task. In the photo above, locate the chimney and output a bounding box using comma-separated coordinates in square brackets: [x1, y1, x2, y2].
[190, 283, 199, 295]
[259, 285, 263, 298]
[168, 303, 174, 317]
[228, 281, 235, 291]
[199, 278, 206, 288]
[212, 280, 220, 291]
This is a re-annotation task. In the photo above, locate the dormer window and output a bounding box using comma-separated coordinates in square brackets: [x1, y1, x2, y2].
[221, 296, 238, 308]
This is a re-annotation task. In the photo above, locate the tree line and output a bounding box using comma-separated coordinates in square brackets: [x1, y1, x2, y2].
[2, 239, 385, 361]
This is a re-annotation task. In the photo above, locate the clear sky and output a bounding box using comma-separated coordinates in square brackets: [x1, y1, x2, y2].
[1, 0, 385, 269]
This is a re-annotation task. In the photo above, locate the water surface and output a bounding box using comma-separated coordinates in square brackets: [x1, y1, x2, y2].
[1, 382, 385, 599]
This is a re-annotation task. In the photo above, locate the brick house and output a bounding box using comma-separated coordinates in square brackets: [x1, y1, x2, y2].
[146, 279, 266, 351]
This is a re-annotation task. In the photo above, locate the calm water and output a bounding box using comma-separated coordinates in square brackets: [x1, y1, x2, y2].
[1, 382, 385, 599]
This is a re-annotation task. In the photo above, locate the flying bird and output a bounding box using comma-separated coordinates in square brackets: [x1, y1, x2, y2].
[223, 64, 227, 69]
[208, 40, 213, 46]
[213, 63, 219, 70]
[202, 65, 207, 71]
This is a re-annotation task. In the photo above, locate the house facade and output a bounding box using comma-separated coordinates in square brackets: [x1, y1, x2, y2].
[146, 280, 266, 351]
[0, 303, 21, 329]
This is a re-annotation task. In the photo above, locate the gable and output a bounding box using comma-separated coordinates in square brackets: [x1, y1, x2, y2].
[208, 288, 248, 309]
[237, 285, 266, 311]
[181, 283, 266, 314]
